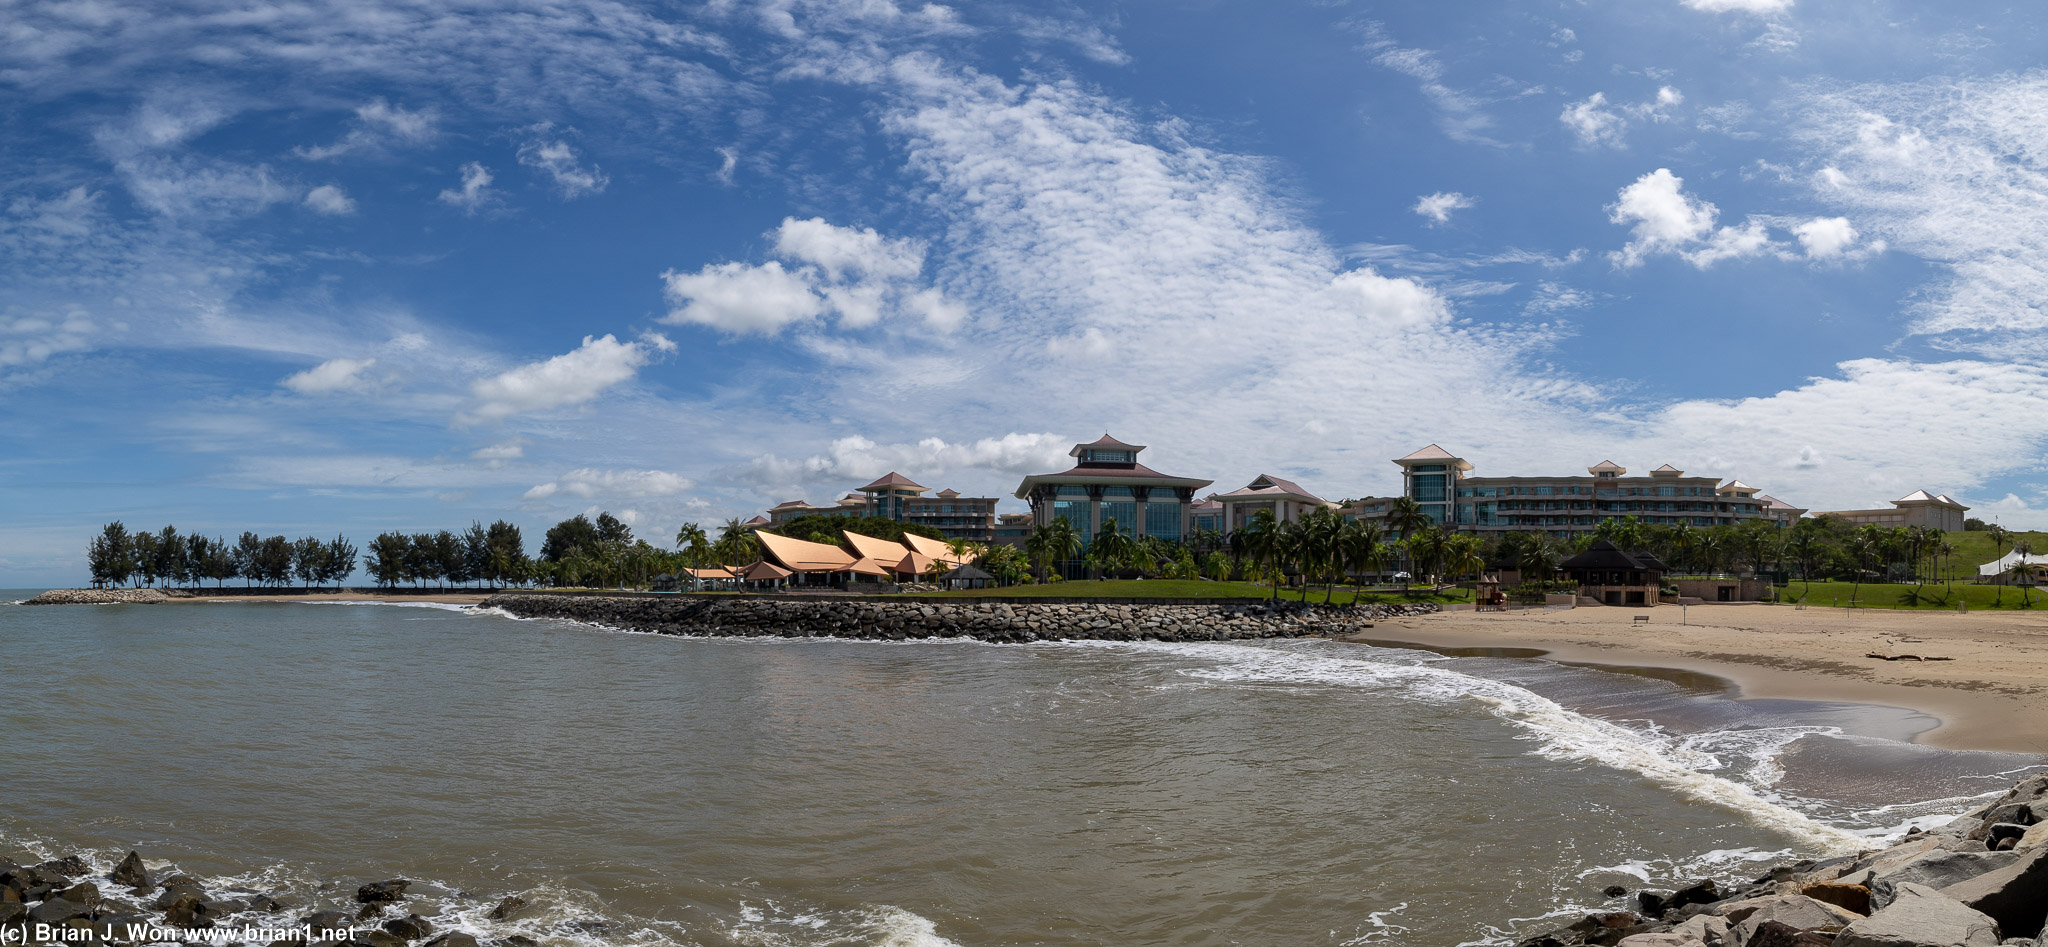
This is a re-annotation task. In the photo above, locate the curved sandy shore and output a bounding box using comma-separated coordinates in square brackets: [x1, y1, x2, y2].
[175, 590, 495, 605]
[1349, 603, 2048, 754]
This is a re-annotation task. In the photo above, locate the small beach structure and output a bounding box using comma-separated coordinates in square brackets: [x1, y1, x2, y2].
[1560, 539, 1665, 607]
[939, 563, 994, 590]
[738, 560, 792, 589]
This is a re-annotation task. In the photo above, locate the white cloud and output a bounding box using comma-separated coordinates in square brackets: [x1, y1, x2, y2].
[905, 288, 968, 332]
[773, 217, 925, 281]
[1562, 87, 1683, 148]
[463, 334, 653, 423]
[281, 356, 376, 395]
[1523, 281, 1602, 315]
[471, 440, 526, 464]
[0, 308, 99, 373]
[437, 162, 497, 213]
[1364, 25, 1496, 145]
[295, 98, 438, 160]
[1607, 168, 1779, 268]
[1682, 0, 1793, 13]
[1413, 191, 1475, 224]
[525, 468, 695, 500]
[736, 433, 1074, 489]
[1016, 15, 1131, 66]
[303, 184, 356, 215]
[1562, 93, 1627, 148]
[660, 260, 824, 334]
[1792, 216, 1862, 260]
[517, 129, 609, 198]
[1790, 74, 2048, 344]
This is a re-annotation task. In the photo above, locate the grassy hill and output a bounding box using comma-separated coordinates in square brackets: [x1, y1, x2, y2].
[1777, 578, 2042, 610]
[1936, 529, 2048, 580]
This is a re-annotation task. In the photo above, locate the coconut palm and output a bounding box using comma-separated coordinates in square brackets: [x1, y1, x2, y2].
[1202, 550, 1232, 582]
[1444, 534, 1486, 586]
[1241, 510, 1283, 601]
[1090, 518, 1134, 576]
[2012, 539, 2038, 607]
[714, 518, 759, 567]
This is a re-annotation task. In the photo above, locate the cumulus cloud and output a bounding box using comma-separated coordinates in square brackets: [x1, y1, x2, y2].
[1413, 191, 1475, 224]
[517, 127, 609, 198]
[660, 260, 824, 335]
[661, 218, 963, 335]
[736, 432, 1074, 489]
[1607, 168, 1782, 268]
[1792, 216, 1861, 259]
[524, 468, 694, 499]
[471, 440, 526, 464]
[1561, 87, 1683, 148]
[463, 334, 653, 423]
[1363, 25, 1497, 144]
[303, 184, 356, 215]
[437, 162, 497, 213]
[280, 357, 376, 395]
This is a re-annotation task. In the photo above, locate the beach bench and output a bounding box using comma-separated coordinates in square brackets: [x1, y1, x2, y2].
[1631, 615, 1649, 625]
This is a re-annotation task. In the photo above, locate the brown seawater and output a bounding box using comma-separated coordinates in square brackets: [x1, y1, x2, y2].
[0, 596, 2039, 946]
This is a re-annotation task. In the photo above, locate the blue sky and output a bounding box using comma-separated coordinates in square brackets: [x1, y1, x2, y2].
[6, 0, 2048, 584]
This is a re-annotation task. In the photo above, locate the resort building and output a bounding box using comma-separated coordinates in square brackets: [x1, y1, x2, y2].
[1190, 497, 1225, 536]
[991, 513, 1035, 548]
[752, 528, 973, 586]
[1382, 445, 1792, 538]
[761, 472, 999, 543]
[1559, 540, 1669, 607]
[1014, 435, 1214, 550]
[1811, 491, 1970, 532]
[1212, 474, 1335, 531]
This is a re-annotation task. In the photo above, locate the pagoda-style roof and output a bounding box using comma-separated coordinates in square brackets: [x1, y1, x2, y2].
[770, 499, 811, 510]
[1650, 464, 1683, 477]
[1071, 433, 1146, 457]
[1588, 460, 1626, 474]
[743, 515, 771, 527]
[1758, 494, 1805, 512]
[859, 471, 927, 492]
[740, 560, 792, 581]
[1216, 474, 1328, 506]
[755, 531, 855, 572]
[936, 488, 961, 498]
[1560, 539, 1660, 572]
[1395, 444, 1472, 470]
[901, 531, 974, 566]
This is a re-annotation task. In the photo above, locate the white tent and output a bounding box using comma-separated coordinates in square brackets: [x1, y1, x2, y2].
[1977, 550, 2048, 577]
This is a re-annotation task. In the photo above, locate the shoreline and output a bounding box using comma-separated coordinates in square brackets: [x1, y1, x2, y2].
[1348, 605, 2048, 755]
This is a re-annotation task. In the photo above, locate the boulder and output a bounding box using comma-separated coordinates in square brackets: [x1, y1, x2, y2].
[1799, 881, 1871, 915]
[27, 898, 92, 924]
[1872, 850, 2022, 908]
[109, 852, 152, 889]
[1727, 895, 1859, 945]
[1671, 914, 1728, 945]
[422, 935, 478, 947]
[1663, 880, 1721, 912]
[1615, 935, 1704, 947]
[1742, 920, 1835, 947]
[56, 881, 100, 908]
[163, 893, 218, 928]
[1939, 846, 2048, 940]
[303, 909, 355, 939]
[0, 902, 22, 925]
[34, 856, 89, 878]
[1835, 882, 2001, 947]
[2024, 824, 2048, 851]
[484, 897, 527, 921]
[356, 880, 410, 904]
[353, 931, 410, 947]
[383, 915, 434, 940]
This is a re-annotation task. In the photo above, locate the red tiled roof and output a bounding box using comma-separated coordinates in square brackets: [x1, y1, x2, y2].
[1070, 433, 1146, 456]
[859, 471, 926, 491]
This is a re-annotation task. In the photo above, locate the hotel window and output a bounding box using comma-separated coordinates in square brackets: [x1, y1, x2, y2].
[1057, 485, 1089, 497]
[1411, 473, 1447, 502]
[1535, 486, 1555, 496]
[1053, 499, 1092, 547]
[1084, 450, 1134, 463]
[1101, 499, 1137, 534]
[1145, 501, 1182, 541]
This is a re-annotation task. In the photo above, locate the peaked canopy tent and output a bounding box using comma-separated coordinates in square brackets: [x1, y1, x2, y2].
[939, 563, 994, 589]
[1978, 550, 2048, 579]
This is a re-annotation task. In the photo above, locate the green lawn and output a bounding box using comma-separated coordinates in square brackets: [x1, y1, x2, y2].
[1773, 579, 2043, 610]
[1935, 529, 2048, 580]
[889, 579, 1473, 605]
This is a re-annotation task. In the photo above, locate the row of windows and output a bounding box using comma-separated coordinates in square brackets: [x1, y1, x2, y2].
[1458, 484, 1726, 498]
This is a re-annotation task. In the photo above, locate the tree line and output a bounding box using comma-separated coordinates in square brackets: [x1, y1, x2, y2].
[89, 522, 358, 590]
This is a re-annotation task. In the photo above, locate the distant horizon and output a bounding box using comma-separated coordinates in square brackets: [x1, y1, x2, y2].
[7, 0, 2048, 586]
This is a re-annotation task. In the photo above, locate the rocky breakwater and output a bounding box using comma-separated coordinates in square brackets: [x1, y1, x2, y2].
[480, 593, 1439, 643]
[1517, 773, 2048, 947]
[1, 851, 511, 947]
[20, 588, 189, 605]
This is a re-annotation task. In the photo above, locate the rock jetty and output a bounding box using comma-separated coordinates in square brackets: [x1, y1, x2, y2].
[20, 588, 187, 605]
[2, 851, 484, 947]
[481, 593, 1438, 642]
[1518, 773, 2048, 947]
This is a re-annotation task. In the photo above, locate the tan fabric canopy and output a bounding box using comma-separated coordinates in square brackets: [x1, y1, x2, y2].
[842, 530, 913, 563]
[841, 557, 892, 578]
[685, 566, 736, 580]
[901, 532, 974, 567]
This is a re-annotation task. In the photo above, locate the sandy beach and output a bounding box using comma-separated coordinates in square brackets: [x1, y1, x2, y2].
[1350, 603, 2048, 754]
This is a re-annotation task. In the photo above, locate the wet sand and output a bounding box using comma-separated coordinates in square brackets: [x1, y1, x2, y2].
[1348, 603, 2048, 754]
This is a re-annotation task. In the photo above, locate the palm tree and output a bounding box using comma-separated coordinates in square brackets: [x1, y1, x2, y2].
[2012, 539, 2037, 608]
[1090, 518, 1134, 576]
[1847, 529, 1885, 607]
[1338, 519, 1386, 596]
[1202, 549, 1232, 582]
[1045, 517, 1082, 580]
[1241, 510, 1282, 601]
[1445, 534, 1486, 589]
[1785, 526, 1824, 598]
[1516, 538, 1562, 588]
[1737, 523, 1778, 580]
[714, 518, 759, 567]
[1666, 522, 1697, 573]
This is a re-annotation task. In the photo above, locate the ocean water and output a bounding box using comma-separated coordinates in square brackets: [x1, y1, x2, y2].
[0, 595, 2038, 947]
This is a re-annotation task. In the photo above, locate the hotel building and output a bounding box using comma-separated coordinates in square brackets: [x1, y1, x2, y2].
[1379, 444, 1793, 538]
[1211, 474, 1335, 531]
[762, 472, 999, 543]
[1014, 435, 1213, 548]
[1812, 491, 1970, 532]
